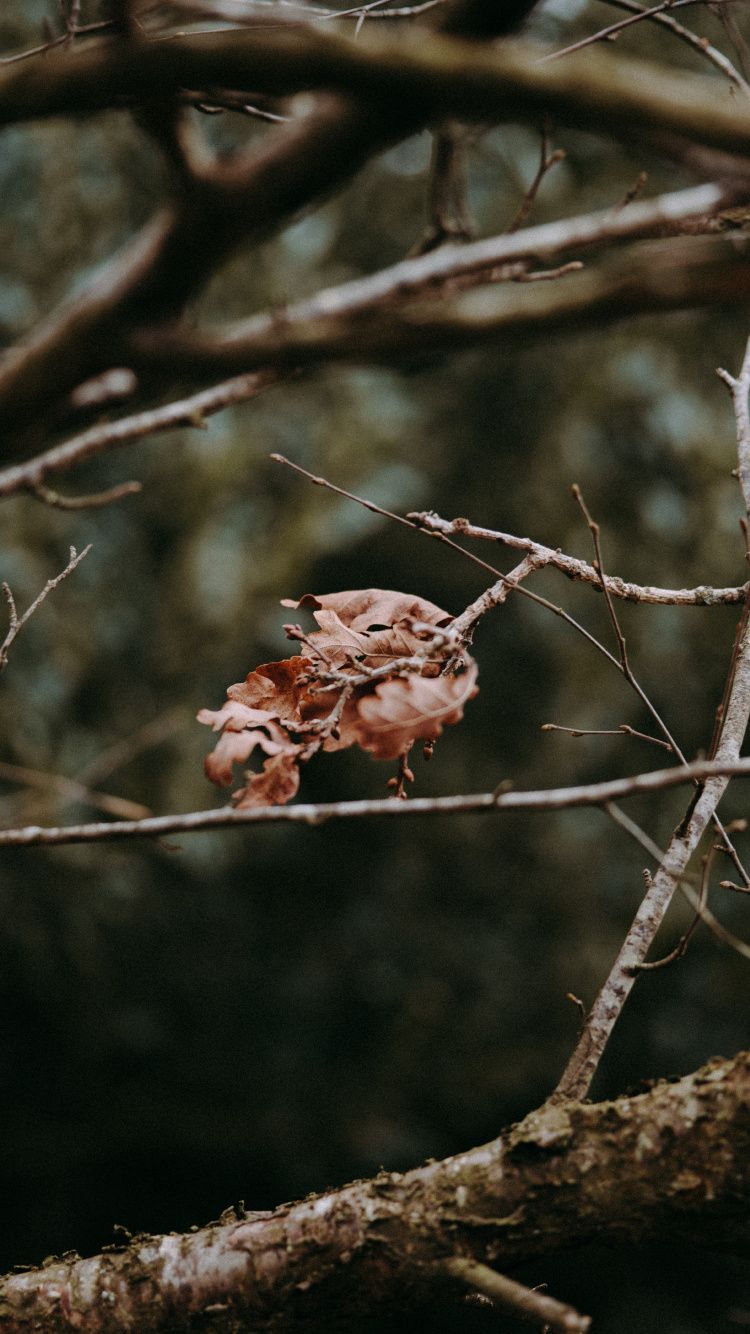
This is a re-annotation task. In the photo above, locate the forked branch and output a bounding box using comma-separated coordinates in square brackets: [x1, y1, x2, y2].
[0, 545, 91, 671]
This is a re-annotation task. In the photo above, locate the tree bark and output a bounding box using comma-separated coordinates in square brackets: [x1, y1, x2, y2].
[3, 1053, 750, 1332]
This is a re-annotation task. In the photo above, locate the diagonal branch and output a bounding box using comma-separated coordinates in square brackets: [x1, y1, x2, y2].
[2, 1055, 750, 1334]
[129, 233, 750, 381]
[600, 0, 750, 96]
[556, 335, 750, 1101]
[0, 371, 282, 500]
[0, 545, 91, 671]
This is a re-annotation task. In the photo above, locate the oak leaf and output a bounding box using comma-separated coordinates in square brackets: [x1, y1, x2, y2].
[281, 589, 452, 670]
[233, 749, 302, 809]
[196, 702, 291, 787]
[352, 660, 479, 760]
[198, 588, 478, 808]
[227, 656, 312, 718]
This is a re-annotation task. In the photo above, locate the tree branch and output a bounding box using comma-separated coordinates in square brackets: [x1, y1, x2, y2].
[556, 335, 750, 1100]
[128, 233, 750, 379]
[4, 29, 750, 159]
[3, 1054, 750, 1332]
[0, 546, 91, 671]
[0, 756, 749, 846]
[0, 372, 282, 499]
[411, 509, 750, 606]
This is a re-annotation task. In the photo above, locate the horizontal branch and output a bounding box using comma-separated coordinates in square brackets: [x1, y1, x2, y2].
[0, 182, 736, 496]
[410, 510, 750, 605]
[2, 756, 750, 846]
[133, 232, 750, 375]
[3, 1054, 750, 1332]
[4, 28, 750, 159]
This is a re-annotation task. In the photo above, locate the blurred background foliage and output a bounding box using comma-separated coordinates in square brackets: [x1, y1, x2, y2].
[2, 0, 750, 1329]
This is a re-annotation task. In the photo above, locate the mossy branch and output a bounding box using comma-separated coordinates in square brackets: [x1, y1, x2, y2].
[2, 1055, 750, 1332]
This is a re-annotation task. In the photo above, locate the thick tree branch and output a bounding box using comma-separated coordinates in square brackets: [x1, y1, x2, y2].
[127, 233, 750, 378]
[0, 180, 737, 496]
[0, 0, 535, 446]
[3, 1054, 750, 1332]
[4, 30, 750, 159]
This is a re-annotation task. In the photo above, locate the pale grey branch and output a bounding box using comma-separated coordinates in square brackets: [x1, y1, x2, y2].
[410, 511, 749, 605]
[1, 757, 750, 846]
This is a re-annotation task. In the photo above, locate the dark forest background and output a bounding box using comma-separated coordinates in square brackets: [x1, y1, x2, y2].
[2, 1, 750, 1329]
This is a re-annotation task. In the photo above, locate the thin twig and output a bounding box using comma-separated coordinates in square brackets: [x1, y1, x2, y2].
[572, 484, 629, 668]
[712, 1, 750, 85]
[537, 0, 736, 64]
[65, 0, 82, 43]
[541, 722, 673, 750]
[444, 1258, 590, 1334]
[0, 546, 91, 672]
[505, 119, 566, 234]
[634, 843, 715, 971]
[718, 335, 750, 517]
[556, 339, 750, 1099]
[32, 481, 142, 510]
[271, 455, 643, 672]
[0, 761, 150, 822]
[75, 707, 188, 787]
[612, 170, 648, 213]
[606, 802, 750, 960]
[0, 372, 281, 501]
[571, 482, 685, 760]
[600, 0, 750, 97]
[0, 20, 114, 64]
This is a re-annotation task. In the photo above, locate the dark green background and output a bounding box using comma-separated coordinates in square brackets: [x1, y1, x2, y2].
[2, 1, 750, 1329]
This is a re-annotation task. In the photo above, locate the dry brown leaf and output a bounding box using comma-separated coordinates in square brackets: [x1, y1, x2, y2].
[198, 588, 477, 808]
[282, 589, 452, 670]
[233, 749, 301, 809]
[354, 661, 479, 760]
[227, 656, 313, 718]
[203, 728, 288, 788]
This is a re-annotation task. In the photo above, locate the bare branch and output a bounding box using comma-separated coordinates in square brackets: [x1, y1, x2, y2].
[600, 0, 750, 97]
[444, 1258, 590, 1334]
[606, 802, 750, 960]
[542, 722, 673, 750]
[1, 756, 750, 847]
[0, 546, 91, 672]
[557, 583, 750, 1100]
[711, 0, 750, 85]
[0, 372, 281, 501]
[538, 0, 745, 75]
[2, 1057, 750, 1333]
[5, 27, 750, 161]
[138, 232, 750, 381]
[410, 510, 750, 606]
[32, 480, 143, 510]
[505, 119, 566, 234]
[718, 332, 750, 515]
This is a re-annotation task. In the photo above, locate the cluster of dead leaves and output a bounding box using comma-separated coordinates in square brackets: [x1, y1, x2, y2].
[197, 589, 478, 808]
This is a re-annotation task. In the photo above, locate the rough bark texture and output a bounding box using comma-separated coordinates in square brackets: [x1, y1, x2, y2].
[3, 1053, 750, 1333]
